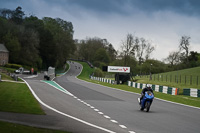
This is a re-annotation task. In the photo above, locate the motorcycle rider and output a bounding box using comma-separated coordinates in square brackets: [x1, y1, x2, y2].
[139, 84, 153, 104]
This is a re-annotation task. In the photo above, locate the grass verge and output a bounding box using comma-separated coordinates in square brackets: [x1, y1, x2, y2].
[0, 72, 13, 80]
[135, 67, 200, 94]
[0, 82, 44, 114]
[0, 121, 71, 133]
[77, 61, 200, 108]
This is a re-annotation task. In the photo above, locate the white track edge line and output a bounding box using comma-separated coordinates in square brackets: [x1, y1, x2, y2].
[20, 78, 116, 133]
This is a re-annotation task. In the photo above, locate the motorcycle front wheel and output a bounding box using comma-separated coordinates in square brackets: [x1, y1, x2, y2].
[145, 102, 151, 112]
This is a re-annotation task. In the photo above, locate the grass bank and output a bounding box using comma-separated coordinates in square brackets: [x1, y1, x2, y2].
[77, 61, 200, 108]
[0, 72, 13, 80]
[77, 61, 94, 80]
[0, 121, 71, 133]
[0, 82, 44, 114]
[135, 67, 200, 94]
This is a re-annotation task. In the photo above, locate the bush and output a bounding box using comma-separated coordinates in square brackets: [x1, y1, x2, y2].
[5, 64, 22, 69]
[94, 68, 104, 77]
[93, 61, 106, 69]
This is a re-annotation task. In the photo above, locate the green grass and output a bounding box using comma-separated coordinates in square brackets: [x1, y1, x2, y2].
[135, 67, 200, 94]
[77, 61, 94, 80]
[76, 61, 200, 108]
[0, 82, 44, 114]
[0, 121, 71, 133]
[0, 72, 23, 82]
[0, 72, 13, 80]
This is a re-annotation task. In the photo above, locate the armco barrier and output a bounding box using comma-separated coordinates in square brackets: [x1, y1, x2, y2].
[127, 81, 179, 95]
[90, 77, 179, 95]
[91, 76, 116, 84]
[183, 88, 200, 97]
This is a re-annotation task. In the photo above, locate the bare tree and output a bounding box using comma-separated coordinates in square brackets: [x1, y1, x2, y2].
[121, 33, 136, 65]
[136, 38, 147, 65]
[145, 42, 155, 60]
[120, 34, 155, 65]
[179, 36, 190, 63]
[165, 51, 181, 66]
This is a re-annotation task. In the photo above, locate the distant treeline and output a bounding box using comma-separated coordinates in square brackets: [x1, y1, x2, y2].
[0, 6, 75, 69]
[0, 7, 200, 74]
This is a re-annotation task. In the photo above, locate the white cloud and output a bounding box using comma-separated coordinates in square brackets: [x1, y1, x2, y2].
[71, 9, 200, 60]
[1, 0, 200, 61]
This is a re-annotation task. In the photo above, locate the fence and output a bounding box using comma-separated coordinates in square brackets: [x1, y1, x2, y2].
[91, 76, 116, 84]
[137, 74, 200, 87]
[91, 76, 200, 97]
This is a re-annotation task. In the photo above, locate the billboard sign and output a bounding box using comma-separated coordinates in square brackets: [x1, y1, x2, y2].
[107, 66, 130, 73]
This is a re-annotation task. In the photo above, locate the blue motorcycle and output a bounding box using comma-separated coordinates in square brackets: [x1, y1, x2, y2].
[138, 91, 154, 112]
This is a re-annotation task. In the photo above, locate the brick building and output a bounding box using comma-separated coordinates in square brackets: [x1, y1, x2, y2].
[0, 44, 9, 66]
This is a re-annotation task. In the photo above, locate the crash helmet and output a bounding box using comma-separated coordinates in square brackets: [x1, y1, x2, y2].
[146, 84, 152, 88]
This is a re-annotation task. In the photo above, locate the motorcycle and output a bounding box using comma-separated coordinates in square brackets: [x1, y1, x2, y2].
[138, 91, 154, 112]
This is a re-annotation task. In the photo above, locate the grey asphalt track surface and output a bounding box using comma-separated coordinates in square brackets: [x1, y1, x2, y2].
[55, 61, 200, 133]
[1, 61, 200, 133]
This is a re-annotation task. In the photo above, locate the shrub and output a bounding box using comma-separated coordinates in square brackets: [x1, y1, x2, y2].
[94, 68, 104, 77]
[5, 64, 22, 69]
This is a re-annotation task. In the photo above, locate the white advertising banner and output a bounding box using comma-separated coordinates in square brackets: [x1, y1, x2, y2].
[107, 66, 130, 73]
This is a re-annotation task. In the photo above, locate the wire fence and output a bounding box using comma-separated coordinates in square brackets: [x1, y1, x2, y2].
[138, 74, 200, 87]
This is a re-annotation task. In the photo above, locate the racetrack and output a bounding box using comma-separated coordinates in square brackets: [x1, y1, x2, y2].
[54, 61, 200, 133]
[4, 61, 199, 133]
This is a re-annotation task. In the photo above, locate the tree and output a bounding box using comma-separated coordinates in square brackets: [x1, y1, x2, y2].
[107, 43, 117, 62]
[11, 6, 25, 24]
[78, 37, 106, 62]
[94, 48, 110, 64]
[179, 36, 190, 63]
[3, 32, 21, 63]
[145, 42, 155, 60]
[0, 8, 13, 19]
[0, 7, 76, 70]
[165, 51, 181, 66]
[18, 27, 40, 67]
[135, 37, 147, 65]
[120, 34, 155, 66]
[187, 51, 200, 67]
[43, 17, 75, 68]
[121, 33, 136, 66]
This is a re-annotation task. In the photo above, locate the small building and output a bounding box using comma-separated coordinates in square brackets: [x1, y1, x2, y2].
[0, 44, 9, 66]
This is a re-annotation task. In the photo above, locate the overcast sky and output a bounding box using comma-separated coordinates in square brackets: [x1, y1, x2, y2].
[1, 0, 200, 60]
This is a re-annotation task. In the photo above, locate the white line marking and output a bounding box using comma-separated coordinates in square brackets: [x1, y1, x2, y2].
[90, 106, 95, 109]
[110, 120, 118, 123]
[129, 131, 136, 133]
[98, 112, 104, 115]
[21, 78, 116, 133]
[52, 81, 73, 96]
[41, 80, 73, 96]
[119, 125, 127, 128]
[104, 115, 111, 119]
[86, 104, 91, 106]
[82, 102, 87, 104]
[94, 109, 99, 112]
